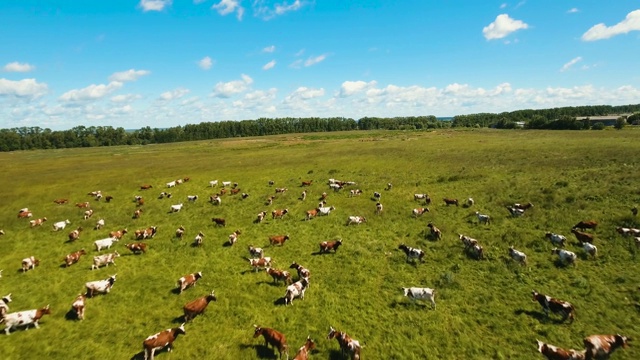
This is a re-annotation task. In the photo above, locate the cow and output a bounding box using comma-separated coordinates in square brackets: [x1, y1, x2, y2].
[327, 326, 361, 360]
[143, 323, 186, 360]
[581, 242, 597, 258]
[140, 184, 153, 190]
[22, 256, 39, 272]
[209, 180, 218, 187]
[170, 203, 183, 213]
[459, 234, 479, 249]
[349, 189, 363, 197]
[0, 293, 12, 319]
[289, 262, 310, 280]
[475, 211, 491, 225]
[63, 249, 86, 267]
[135, 226, 157, 240]
[305, 208, 319, 221]
[94, 237, 119, 251]
[320, 192, 328, 201]
[175, 226, 185, 238]
[385, 182, 392, 190]
[211, 217, 226, 227]
[253, 325, 289, 359]
[284, 277, 309, 305]
[29, 217, 47, 227]
[230, 188, 241, 195]
[616, 227, 640, 236]
[3, 305, 51, 335]
[427, 223, 442, 240]
[228, 230, 241, 246]
[468, 243, 484, 260]
[272, 209, 289, 219]
[319, 239, 342, 253]
[346, 216, 366, 225]
[571, 229, 594, 244]
[443, 198, 459, 206]
[75, 201, 90, 208]
[508, 246, 527, 265]
[108, 228, 128, 240]
[552, 248, 577, 266]
[399, 244, 425, 263]
[414, 193, 429, 201]
[94, 219, 105, 230]
[293, 336, 316, 360]
[545, 232, 567, 247]
[248, 245, 264, 259]
[255, 211, 268, 223]
[53, 198, 69, 205]
[177, 272, 203, 294]
[633, 207, 638, 216]
[125, 242, 147, 254]
[402, 287, 436, 309]
[536, 340, 586, 360]
[17, 210, 33, 218]
[583, 334, 630, 360]
[187, 195, 198, 202]
[71, 294, 86, 320]
[300, 190, 307, 201]
[183, 290, 217, 322]
[514, 202, 534, 210]
[373, 191, 381, 200]
[52, 219, 71, 231]
[532, 290, 576, 321]
[133, 208, 143, 219]
[266, 267, 292, 285]
[248, 257, 272, 272]
[191, 232, 204, 247]
[412, 207, 429, 217]
[222, 181, 232, 187]
[166, 181, 176, 188]
[91, 252, 120, 270]
[269, 234, 290, 247]
[507, 206, 525, 217]
[375, 202, 383, 215]
[210, 195, 222, 205]
[573, 220, 598, 231]
[158, 191, 171, 199]
[85, 274, 117, 297]
[83, 209, 94, 220]
[301, 180, 313, 187]
[105, 195, 113, 202]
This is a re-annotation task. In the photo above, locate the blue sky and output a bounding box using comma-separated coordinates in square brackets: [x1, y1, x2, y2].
[1, 0, 639, 130]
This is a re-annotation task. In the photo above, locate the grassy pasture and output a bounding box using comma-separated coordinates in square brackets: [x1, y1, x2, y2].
[0, 128, 639, 360]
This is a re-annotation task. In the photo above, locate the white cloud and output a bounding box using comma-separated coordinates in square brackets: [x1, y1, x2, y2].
[159, 88, 190, 101]
[108, 69, 150, 82]
[582, 9, 640, 41]
[339, 80, 377, 97]
[275, 0, 302, 15]
[560, 57, 582, 72]
[0, 78, 48, 98]
[500, 3, 507, 9]
[59, 81, 123, 102]
[253, 0, 304, 20]
[212, 74, 253, 97]
[483, 14, 529, 40]
[567, 8, 579, 14]
[139, 0, 172, 12]
[198, 56, 214, 70]
[111, 94, 142, 103]
[262, 60, 276, 70]
[3, 62, 35, 73]
[213, 0, 244, 20]
[304, 54, 327, 67]
[263, 45, 276, 53]
[285, 87, 324, 102]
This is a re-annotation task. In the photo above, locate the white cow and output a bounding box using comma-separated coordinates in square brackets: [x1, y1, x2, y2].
[402, 287, 436, 309]
[170, 203, 184, 212]
[475, 211, 490, 225]
[22, 256, 39, 272]
[346, 216, 366, 225]
[0, 293, 12, 317]
[209, 180, 218, 187]
[91, 252, 120, 270]
[187, 195, 198, 202]
[85, 274, 117, 297]
[3, 305, 51, 335]
[551, 248, 577, 265]
[581, 242, 597, 258]
[284, 277, 309, 306]
[52, 219, 71, 231]
[94, 219, 105, 230]
[318, 206, 335, 216]
[94, 237, 119, 251]
[222, 181, 232, 187]
[545, 232, 567, 247]
[166, 181, 176, 188]
[508, 246, 527, 265]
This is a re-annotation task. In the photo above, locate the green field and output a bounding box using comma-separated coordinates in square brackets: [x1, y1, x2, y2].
[0, 129, 639, 360]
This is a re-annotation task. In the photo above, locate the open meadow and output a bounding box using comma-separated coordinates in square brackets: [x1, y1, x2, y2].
[0, 128, 639, 360]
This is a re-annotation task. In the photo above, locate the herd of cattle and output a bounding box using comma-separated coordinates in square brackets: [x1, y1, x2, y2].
[1, 176, 638, 360]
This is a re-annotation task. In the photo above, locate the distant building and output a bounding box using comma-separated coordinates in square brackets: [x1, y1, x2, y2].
[575, 114, 630, 127]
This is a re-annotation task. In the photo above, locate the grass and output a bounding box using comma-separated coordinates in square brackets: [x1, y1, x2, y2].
[0, 128, 639, 359]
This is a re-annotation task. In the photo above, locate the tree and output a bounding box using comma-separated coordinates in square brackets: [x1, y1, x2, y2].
[591, 122, 605, 130]
[614, 117, 626, 130]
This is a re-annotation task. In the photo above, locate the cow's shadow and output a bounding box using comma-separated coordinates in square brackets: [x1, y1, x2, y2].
[328, 349, 346, 360]
[238, 344, 278, 359]
[514, 309, 565, 324]
[130, 347, 171, 360]
[64, 308, 79, 321]
[273, 297, 287, 306]
[172, 315, 186, 324]
[390, 300, 429, 309]
[170, 288, 182, 295]
[222, 241, 233, 248]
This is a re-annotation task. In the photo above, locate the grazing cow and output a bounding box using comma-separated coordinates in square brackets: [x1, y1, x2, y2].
[552, 248, 577, 265]
[91, 252, 120, 270]
[209, 180, 218, 187]
[143, 323, 186, 360]
[187, 195, 198, 202]
[272, 208, 289, 219]
[468, 243, 484, 260]
[193, 232, 204, 247]
[52, 219, 71, 231]
[109, 228, 128, 240]
[349, 189, 363, 197]
[105, 195, 113, 202]
[158, 192, 171, 199]
[616, 227, 640, 236]
[0, 293, 12, 319]
[253, 325, 289, 360]
[53, 198, 69, 205]
[305, 208, 319, 221]
[29, 217, 47, 227]
[413, 207, 429, 217]
[269, 235, 290, 246]
[459, 234, 479, 249]
[22, 256, 39, 272]
[327, 326, 361, 360]
[373, 191, 381, 200]
[375, 202, 383, 215]
[319, 239, 343, 253]
[300, 190, 307, 201]
[94, 237, 119, 251]
[3, 305, 51, 335]
[346, 216, 366, 225]
[219, 188, 227, 196]
[536, 340, 586, 360]
[183, 290, 217, 322]
[583, 334, 630, 360]
[545, 232, 567, 247]
[443, 198, 459, 206]
[289, 262, 310, 279]
[83, 209, 94, 220]
[301, 180, 313, 187]
[63, 249, 86, 267]
[581, 242, 597, 258]
[166, 181, 176, 188]
[85, 274, 117, 297]
[427, 223, 442, 240]
[135, 226, 157, 240]
[177, 272, 203, 293]
[514, 202, 533, 210]
[76, 201, 90, 208]
[94, 219, 105, 230]
[293, 336, 316, 360]
[414, 193, 429, 201]
[94, 193, 103, 201]
[228, 230, 241, 246]
[125, 242, 147, 254]
[398, 244, 425, 263]
[284, 277, 309, 305]
[248, 245, 264, 258]
[140, 184, 153, 190]
[385, 182, 392, 190]
[17, 210, 33, 218]
[136, 198, 145, 206]
[211, 217, 226, 227]
[222, 181, 232, 187]
[466, 198, 475, 207]
[475, 211, 491, 225]
[507, 206, 525, 217]
[175, 226, 185, 238]
[210, 195, 222, 205]
[269, 180, 275, 186]
[230, 188, 241, 195]
[71, 294, 86, 320]
[170, 203, 183, 213]
[402, 287, 436, 309]
[508, 246, 527, 265]
[175, 179, 183, 185]
[571, 229, 594, 244]
[248, 257, 272, 272]
[266, 267, 292, 285]
[573, 220, 598, 231]
[316, 205, 335, 216]
[532, 290, 576, 321]
[133, 208, 143, 219]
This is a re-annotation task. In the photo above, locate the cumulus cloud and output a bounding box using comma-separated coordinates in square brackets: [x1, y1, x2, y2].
[263, 45, 276, 53]
[275, 0, 302, 15]
[59, 82, 123, 102]
[285, 87, 324, 102]
[339, 80, 377, 97]
[3, 62, 35, 73]
[108, 69, 150, 82]
[213, 0, 244, 20]
[139, 0, 172, 12]
[198, 56, 214, 70]
[0, 78, 48, 98]
[560, 57, 582, 72]
[212, 74, 253, 97]
[111, 94, 142, 103]
[159, 88, 190, 101]
[582, 9, 640, 41]
[483, 14, 529, 40]
[262, 60, 276, 70]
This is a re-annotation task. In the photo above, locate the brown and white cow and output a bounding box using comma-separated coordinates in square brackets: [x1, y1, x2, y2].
[248, 245, 264, 258]
[266, 267, 292, 285]
[573, 220, 598, 231]
[29, 217, 47, 227]
[443, 198, 459, 206]
[253, 325, 289, 359]
[75, 201, 90, 208]
[125, 242, 147, 254]
[183, 290, 217, 322]
[193, 232, 205, 247]
[427, 223, 442, 240]
[133, 208, 143, 219]
[143, 323, 186, 360]
[583, 334, 630, 360]
[71, 294, 86, 320]
[22, 256, 39, 272]
[177, 272, 203, 293]
[135, 226, 157, 240]
[109, 228, 128, 240]
[53, 198, 69, 205]
[305, 208, 319, 221]
[289, 262, 310, 280]
[536, 339, 586, 360]
[327, 326, 361, 360]
[301, 180, 313, 187]
[3, 305, 51, 335]
[228, 230, 241, 246]
[293, 336, 316, 360]
[571, 229, 594, 244]
[140, 184, 153, 190]
[175, 226, 185, 238]
[319, 239, 342, 253]
[91, 252, 120, 270]
[272, 208, 289, 219]
[412, 207, 429, 218]
[83, 209, 94, 220]
[532, 290, 575, 322]
[269, 234, 290, 246]
[248, 257, 272, 272]
[63, 249, 86, 267]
